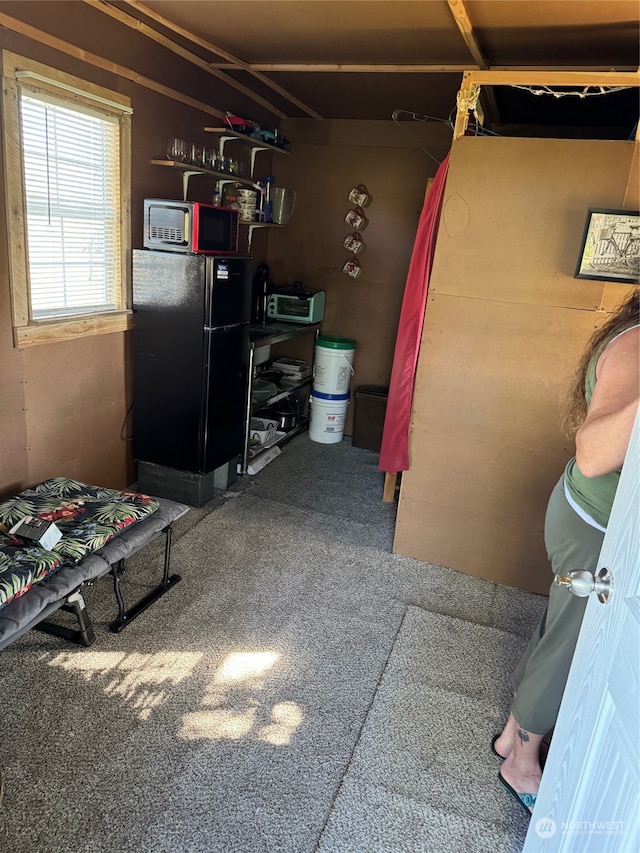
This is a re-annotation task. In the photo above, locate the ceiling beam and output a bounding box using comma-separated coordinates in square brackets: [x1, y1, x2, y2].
[0, 10, 226, 119]
[464, 70, 640, 86]
[491, 66, 638, 73]
[212, 63, 638, 74]
[120, 0, 322, 119]
[445, 0, 499, 128]
[216, 64, 477, 73]
[446, 0, 488, 69]
[83, 0, 292, 119]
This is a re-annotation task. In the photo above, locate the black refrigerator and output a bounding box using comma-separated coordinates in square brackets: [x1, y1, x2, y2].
[132, 250, 251, 500]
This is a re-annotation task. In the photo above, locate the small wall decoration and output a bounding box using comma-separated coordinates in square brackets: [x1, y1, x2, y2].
[344, 205, 368, 230]
[348, 184, 371, 207]
[342, 258, 362, 278]
[575, 208, 640, 283]
[343, 231, 365, 254]
[342, 184, 370, 277]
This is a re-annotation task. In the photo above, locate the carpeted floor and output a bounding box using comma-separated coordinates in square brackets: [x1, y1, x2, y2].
[0, 436, 547, 852]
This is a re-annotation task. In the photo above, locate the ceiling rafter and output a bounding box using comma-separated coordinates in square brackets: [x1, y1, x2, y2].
[446, 0, 489, 69]
[465, 70, 640, 86]
[210, 63, 639, 73]
[446, 0, 497, 126]
[209, 64, 478, 73]
[0, 10, 226, 119]
[83, 0, 294, 119]
[119, 0, 322, 119]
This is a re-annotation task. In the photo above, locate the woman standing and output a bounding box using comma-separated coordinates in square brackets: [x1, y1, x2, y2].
[493, 288, 639, 815]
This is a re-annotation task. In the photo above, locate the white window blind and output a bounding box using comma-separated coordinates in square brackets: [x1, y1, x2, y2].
[20, 91, 122, 319]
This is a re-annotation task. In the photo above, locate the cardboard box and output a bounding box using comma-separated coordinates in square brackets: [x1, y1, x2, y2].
[10, 516, 62, 550]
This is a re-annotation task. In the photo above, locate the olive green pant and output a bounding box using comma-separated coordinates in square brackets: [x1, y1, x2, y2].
[510, 476, 605, 735]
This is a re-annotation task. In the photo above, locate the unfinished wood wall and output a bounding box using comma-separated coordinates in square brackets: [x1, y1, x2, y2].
[0, 5, 445, 495]
[266, 119, 451, 432]
[394, 136, 637, 595]
[0, 5, 278, 497]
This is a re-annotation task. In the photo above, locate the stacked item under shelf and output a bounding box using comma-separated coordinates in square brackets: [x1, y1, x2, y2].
[244, 358, 312, 468]
[271, 357, 312, 389]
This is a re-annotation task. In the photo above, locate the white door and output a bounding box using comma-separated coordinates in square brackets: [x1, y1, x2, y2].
[523, 409, 640, 852]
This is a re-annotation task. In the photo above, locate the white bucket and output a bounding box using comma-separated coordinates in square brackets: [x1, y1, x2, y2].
[313, 336, 356, 395]
[309, 390, 350, 444]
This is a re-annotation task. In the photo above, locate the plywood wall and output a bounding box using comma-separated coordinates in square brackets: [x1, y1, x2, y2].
[393, 136, 637, 595]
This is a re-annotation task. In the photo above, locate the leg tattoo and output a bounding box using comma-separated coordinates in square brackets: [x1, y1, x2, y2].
[516, 727, 530, 747]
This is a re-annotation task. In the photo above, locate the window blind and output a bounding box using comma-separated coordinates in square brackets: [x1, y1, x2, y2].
[20, 91, 121, 320]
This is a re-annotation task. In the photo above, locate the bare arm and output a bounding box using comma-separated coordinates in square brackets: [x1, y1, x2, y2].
[575, 327, 640, 478]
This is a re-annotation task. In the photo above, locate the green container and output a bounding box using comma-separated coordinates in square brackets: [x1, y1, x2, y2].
[316, 335, 357, 350]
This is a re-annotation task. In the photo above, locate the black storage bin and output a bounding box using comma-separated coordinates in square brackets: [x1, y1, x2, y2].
[353, 385, 389, 451]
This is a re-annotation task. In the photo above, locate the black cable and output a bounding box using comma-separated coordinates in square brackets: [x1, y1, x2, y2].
[121, 401, 134, 442]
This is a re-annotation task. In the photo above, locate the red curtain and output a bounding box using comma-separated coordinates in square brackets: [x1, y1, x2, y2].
[378, 152, 450, 473]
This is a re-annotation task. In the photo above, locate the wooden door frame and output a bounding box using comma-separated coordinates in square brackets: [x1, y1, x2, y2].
[453, 70, 640, 140]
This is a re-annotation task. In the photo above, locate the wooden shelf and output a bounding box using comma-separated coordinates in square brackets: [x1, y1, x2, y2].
[151, 159, 257, 198]
[203, 128, 290, 157]
[204, 127, 290, 180]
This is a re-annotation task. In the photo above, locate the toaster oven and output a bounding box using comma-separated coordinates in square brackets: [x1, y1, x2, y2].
[266, 291, 325, 324]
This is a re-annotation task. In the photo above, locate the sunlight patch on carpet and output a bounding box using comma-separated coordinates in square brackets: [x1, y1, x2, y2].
[214, 650, 279, 683]
[48, 650, 203, 720]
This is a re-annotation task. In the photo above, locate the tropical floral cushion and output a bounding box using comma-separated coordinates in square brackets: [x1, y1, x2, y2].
[0, 477, 159, 610]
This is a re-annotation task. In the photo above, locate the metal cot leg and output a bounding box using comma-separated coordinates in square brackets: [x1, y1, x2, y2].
[108, 524, 181, 633]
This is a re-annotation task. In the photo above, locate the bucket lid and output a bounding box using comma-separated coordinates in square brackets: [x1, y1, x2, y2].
[316, 335, 357, 350]
[311, 389, 350, 400]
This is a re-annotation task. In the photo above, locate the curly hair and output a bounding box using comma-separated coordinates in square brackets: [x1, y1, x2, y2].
[564, 287, 640, 435]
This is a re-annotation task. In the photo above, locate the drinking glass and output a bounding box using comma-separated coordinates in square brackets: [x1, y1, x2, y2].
[167, 137, 186, 162]
[201, 147, 214, 170]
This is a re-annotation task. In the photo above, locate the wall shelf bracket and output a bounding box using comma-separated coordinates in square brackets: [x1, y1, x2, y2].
[182, 169, 203, 201]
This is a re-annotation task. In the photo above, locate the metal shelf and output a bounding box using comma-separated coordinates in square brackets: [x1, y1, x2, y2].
[252, 377, 311, 413]
[247, 418, 309, 461]
[239, 323, 321, 475]
[249, 322, 322, 348]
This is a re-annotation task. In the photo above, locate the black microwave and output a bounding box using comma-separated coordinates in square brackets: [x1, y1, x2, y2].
[143, 199, 239, 255]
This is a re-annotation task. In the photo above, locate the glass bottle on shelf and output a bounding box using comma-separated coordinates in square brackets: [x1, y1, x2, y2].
[261, 176, 274, 223]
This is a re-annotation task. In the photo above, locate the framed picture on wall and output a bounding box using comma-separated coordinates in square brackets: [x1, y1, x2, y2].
[575, 208, 640, 284]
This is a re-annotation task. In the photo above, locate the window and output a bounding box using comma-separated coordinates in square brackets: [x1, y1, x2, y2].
[2, 52, 132, 347]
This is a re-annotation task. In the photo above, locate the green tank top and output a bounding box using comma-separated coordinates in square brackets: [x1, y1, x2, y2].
[564, 323, 638, 529]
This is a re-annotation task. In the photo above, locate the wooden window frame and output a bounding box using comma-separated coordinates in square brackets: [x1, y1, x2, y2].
[2, 50, 132, 348]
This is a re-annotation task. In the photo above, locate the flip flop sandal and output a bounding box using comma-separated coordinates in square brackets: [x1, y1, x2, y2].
[498, 770, 537, 816]
[491, 734, 548, 768]
[491, 734, 507, 760]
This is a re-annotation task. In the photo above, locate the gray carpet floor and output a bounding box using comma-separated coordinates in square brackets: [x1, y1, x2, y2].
[0, 435, 548, 853]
